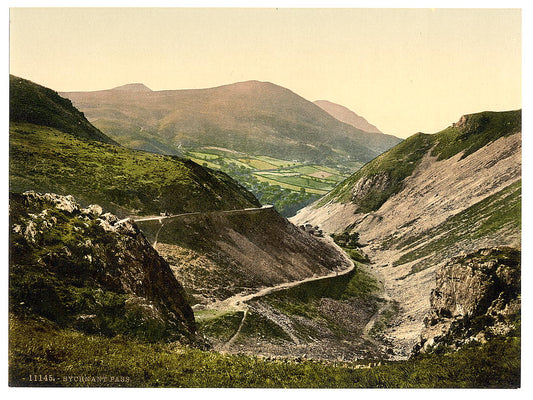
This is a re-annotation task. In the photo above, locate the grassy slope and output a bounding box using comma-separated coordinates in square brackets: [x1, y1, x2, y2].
[94, 118, 181, 155]
[10, 75, 117, 145]
[9, 314, 520, 388]
[10, 123, 260, 217]
[319, 133, 435, 211]
[319, 110, 521, 212]
[194, 254, 391, 359]
[253, 266, 384, 342]
[263, 264, 380, 315]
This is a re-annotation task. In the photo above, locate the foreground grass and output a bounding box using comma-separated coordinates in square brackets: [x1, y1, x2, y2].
[9, 315, 520, 388]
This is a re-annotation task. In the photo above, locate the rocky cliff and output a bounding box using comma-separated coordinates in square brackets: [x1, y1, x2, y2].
[9, 191, 197, 343]
[416, 247, 520, 353]
[291, 110, 521, 356]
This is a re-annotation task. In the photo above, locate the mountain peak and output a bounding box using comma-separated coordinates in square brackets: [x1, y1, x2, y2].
[215, 80, 282, 93]
[314, 99, 382, 134]
[111, 83, 152, 92]
[62, 79, 402, 163]
[229, 79, 273, 87]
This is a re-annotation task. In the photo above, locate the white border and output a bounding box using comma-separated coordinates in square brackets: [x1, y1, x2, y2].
[2, 2, 530, 400]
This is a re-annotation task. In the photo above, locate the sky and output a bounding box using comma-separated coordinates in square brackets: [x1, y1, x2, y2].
[9, 7, 521, 138]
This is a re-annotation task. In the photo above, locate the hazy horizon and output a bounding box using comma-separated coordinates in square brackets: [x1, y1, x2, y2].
[10, 8, 521, 138]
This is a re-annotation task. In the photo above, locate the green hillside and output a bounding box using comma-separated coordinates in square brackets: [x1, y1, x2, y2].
[60, 80, 401, 216]
[10, 75, 118, 145]
[10, 123, 259, 217]
[319, 110, 521, 212]
[9, 76, 260, 216]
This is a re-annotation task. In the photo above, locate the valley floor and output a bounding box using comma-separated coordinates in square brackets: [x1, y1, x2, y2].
[133, 210, 407, 361]
[194, 248, 400, 362]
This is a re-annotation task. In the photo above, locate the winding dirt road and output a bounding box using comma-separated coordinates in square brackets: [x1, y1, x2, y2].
[207, 246, 355, 312]
[121, 204, 354, 311]
[121, 205, 357, 348]
[210, 236, 355, 350]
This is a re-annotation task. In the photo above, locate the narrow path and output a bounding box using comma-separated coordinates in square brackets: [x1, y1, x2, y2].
[360, 264, 393, 344]
[362, 302, 388, 337]
[122, 205, 364, 352]
[250, 302, 302, 345]
[206, 241, 355, 312]
[222, 309, 249, 351]
[124, 206, 355, 315]
[217, 251, 352, 350]
[198, 235, 356, 352]
[152, 219, 165, 249]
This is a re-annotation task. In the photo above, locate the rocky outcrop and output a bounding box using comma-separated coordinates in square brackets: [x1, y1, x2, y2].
[9, 191, 197, 343]
[417, 247, 520, 353]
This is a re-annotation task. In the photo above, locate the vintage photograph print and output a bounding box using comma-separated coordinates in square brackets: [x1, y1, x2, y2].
[8, 7, 521, 388]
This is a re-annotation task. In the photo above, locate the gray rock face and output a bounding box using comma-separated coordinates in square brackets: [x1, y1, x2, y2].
[417, 247, 520, 353]
[292, 130, 521, 357]
[9, 191, 198, 342]
[350, 172, 391, 205]
[21, 191, 79, 213]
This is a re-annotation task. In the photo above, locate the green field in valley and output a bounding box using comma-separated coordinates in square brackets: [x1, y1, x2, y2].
[182, 147, 355, 216]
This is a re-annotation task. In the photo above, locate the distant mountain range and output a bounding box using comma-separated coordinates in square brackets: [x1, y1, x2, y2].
[61, 81, 401, 164]
[314, 100, 401, 154]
